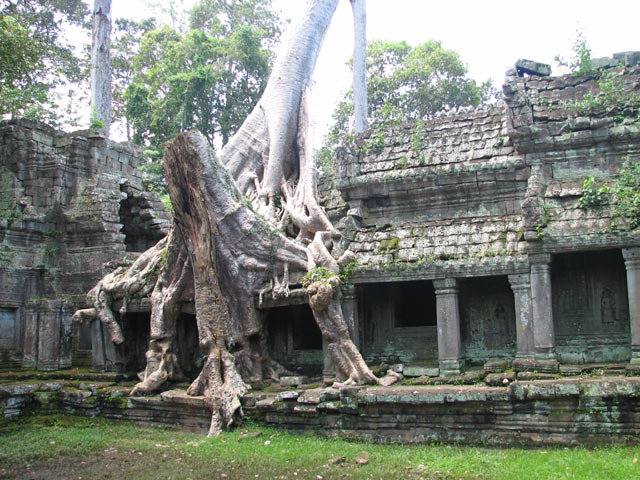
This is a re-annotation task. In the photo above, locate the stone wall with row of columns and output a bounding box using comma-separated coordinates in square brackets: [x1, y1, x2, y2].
[323, 58, 640, 375]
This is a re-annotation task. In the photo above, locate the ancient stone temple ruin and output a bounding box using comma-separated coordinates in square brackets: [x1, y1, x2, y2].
[322, 58, 640, 376]
[0, 120, 170, 371]
[1, 57, 640, 384]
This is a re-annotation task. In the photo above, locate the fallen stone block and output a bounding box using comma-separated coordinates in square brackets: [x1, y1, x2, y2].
[485, 372, 516, 386]
[515, 59, 552, 77]
[403, 366, 439, 377]
[280, 376, 308, 387]
[277, 390, 299, 402]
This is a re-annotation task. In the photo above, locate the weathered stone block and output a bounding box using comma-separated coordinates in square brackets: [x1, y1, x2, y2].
[280, 376, 307, 387]
[485, 372, 516, 386]
[277, 391, 299, 402]
[403, 365, 439, 377]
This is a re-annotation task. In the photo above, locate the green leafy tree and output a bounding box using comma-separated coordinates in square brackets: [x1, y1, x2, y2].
[189, 0, 280, 48]
[111, 17, 158, 140]
[322, 39, 495, 163]
[0, 0, 89, 125]
[124, 0, 280, 193]
[555, 30, 593, 76]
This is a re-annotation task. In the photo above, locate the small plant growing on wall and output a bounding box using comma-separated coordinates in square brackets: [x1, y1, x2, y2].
[555, 30, 593, 76]
[301, 267, 335, 287]
[611, 157, 640, 230]
[578, 157, 640, 231]
[89, 106, 105, 129]
[578, 176, 610, 209]
[570, 70, 640, 123]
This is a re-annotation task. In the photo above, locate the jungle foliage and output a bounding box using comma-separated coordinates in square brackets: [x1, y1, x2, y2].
[319, 39, 496, 168]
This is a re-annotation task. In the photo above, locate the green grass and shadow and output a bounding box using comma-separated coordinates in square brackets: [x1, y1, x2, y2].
[1, 415, 639, 479]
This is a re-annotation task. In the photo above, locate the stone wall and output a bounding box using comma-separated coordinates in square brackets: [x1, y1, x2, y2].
[2, 57, 640, 381]
[4, 376, 640, 446]
[0, 119, 170, 371]
[252, 378, 640, 446]
[315, 58, 640, 376]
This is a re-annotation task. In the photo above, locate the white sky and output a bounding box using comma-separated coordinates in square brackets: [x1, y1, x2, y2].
[110, 0, 640, 144]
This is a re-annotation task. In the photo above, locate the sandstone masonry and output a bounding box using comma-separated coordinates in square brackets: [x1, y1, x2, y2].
[0, 119, 169, 371]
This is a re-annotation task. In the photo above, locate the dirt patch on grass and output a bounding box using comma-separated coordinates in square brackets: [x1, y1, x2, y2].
[0, 447, 402, 480]
[1, 447, 262, 480]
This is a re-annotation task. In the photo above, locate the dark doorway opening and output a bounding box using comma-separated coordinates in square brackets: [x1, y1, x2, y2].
[266, 304, 323, 375]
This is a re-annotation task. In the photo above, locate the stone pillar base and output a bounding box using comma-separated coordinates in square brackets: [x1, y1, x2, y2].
[21, 358, 37, 369]
[534, 359, 559, 373]
[439, 359, 464, 377]
[629, 352, 640, 366]
[36, 360, 61, 371]
[512, 357, 536, 372]
[535, 347, 557, 362]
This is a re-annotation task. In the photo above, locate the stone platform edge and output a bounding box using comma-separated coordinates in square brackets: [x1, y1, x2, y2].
[2, 377, 640, 446]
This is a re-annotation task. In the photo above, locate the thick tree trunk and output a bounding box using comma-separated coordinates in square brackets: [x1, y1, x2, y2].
[90, 0, 112, 135]
[73, 233, 168, 345]
[164, 131, 309, 434]
[76, 0, 390, 436]
[221, 0, 340, 224]
[131, 226, 192, 394]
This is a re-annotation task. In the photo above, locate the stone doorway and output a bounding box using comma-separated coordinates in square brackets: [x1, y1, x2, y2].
[266, 304, 323, 376]
[459, 276, 516, 365]
[358, 280, 438, 366]
[552, 250, 630, 363]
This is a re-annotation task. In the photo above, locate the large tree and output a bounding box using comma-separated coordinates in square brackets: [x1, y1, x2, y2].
[0, 0, 89, 125]
[75, 0, 399, 437]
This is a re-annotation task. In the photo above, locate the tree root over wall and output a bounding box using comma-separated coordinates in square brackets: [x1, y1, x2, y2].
[75, 0, 396, 436]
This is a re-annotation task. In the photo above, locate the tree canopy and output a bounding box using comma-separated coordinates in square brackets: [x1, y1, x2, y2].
[120, 0, 281, 194]
[322, 39, 495, 163]
[0, 0, 89, 125]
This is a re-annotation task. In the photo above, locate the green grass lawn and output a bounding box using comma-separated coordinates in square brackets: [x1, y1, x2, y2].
[1, 415, 639, 479]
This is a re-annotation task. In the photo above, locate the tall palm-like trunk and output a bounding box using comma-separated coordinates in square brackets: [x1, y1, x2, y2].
[351, 0, 368, 133]
[90, 0, 112, 135]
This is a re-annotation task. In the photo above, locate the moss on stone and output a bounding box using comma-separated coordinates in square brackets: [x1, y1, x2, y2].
[378, 237, 400, 252]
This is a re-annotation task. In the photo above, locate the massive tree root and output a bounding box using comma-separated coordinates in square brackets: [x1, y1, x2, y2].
[307, 277, 376, 385]
[131, 225, 193, 394]
[73, 223, 194, 394]
[72, 233, 169, 345]
[76, 0, 389, 436]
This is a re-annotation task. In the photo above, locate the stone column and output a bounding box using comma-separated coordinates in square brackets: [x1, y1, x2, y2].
[103, 329, 123, 372]
[322, 338, 335, 383]
[36, 300, 61, 371]
[90, 319, 106, 370]
[433, 278, 463, 376]
[22, 303, 39, 369]
[90, 319, 124, 372]
[623, 248, 640, 365]
[509, 274, 535, 368]
[341, 285, 360, 350]
[529, 254, 557, 365]
[59, 303, 74, 369]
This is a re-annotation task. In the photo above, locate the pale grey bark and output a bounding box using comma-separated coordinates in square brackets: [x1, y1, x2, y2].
[90, 0, 112, 135]
[351, 0, 368, 133]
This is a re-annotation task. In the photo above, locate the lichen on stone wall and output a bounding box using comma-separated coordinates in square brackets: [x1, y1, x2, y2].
[0, 168, 24, 223]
